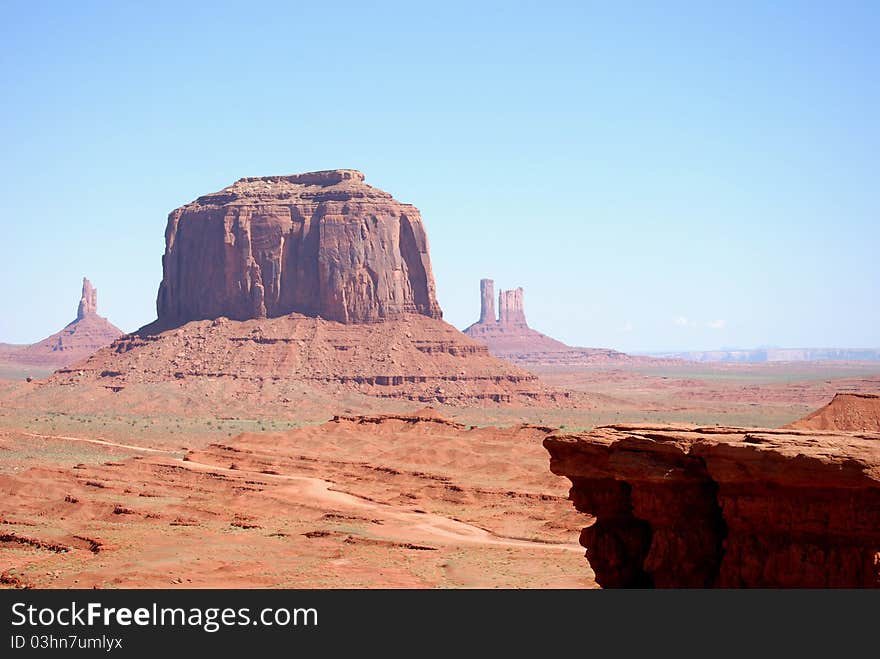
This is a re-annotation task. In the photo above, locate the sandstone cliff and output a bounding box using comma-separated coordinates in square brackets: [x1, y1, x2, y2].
[156, 169, 442, 327]
[545, 424, 880, 587]
[498, 287, 526, 325]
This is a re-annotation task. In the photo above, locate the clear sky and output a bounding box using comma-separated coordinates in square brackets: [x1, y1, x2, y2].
[1, 1, 877, 352]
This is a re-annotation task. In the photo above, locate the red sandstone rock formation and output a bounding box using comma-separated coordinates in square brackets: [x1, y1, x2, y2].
[0, 278, 123, 371]
[464, 279, 643, 366]
[32, 174, 572, 406]
[22, 170, 574, 407]
[156, 169, 442, 328]
[478, 278, 496, 324]
[544, 424, 880, 588]
[77, 277, 98, 320]
[498, 287, 526, 325]
[787, 393, 880, 432]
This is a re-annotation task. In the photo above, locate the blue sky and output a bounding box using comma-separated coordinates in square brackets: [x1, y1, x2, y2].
[1, 1, 877, 351]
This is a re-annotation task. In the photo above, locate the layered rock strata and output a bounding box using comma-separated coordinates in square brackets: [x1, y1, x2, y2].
[156, 169, 443, 327]
[498, 287, 526, 325]
[49, 312, 567, 406]
[544, 423, 880, 588]
[76, 277, 98, 320]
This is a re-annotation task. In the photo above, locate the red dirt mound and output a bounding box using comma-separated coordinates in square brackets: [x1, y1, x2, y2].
[40, 313, 571, 407]
[787, 392, 880, 431]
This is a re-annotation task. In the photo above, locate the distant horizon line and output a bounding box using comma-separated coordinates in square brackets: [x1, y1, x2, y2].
[626, 346, 880, 363]
[635, 346, 880, 353]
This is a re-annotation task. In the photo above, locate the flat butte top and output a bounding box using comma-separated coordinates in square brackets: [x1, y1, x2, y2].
[186, 169, 400, 208]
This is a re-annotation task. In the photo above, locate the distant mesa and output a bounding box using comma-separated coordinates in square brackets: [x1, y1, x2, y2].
[0, 277, 123, 372]
[39, 172, 568, 406]
[463, 279, 647, 366]
[154, 168, 442, 329]
[787, 392, 880, 432]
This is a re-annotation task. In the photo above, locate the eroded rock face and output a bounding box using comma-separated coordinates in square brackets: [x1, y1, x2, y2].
[498, 287, 526, 325]
[77, 278, 98, 320]
[156, 169, 443, 328]
[478, 279, 496, 324]
[544, 424, 880, 588]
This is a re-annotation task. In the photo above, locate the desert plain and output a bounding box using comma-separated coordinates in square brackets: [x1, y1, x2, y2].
[3, 350, 879, 589]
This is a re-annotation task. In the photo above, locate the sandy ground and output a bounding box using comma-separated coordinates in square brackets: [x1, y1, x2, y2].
[2, 359, 879, 589]
[0, 415, 591, 589]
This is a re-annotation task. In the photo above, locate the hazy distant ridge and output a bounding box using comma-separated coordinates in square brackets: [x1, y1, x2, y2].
[647, 348, 880, 363]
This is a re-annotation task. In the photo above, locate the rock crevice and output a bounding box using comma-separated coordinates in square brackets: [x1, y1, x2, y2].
[545, 424, 880, 588]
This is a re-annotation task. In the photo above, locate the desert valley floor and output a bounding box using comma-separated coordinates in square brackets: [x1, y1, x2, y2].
[2, 358, 878, 589]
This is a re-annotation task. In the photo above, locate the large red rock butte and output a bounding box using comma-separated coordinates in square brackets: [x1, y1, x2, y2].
[0, 278, 123, 371]
[42, 172, 567, 406]
[463, 279, 643, 366]
[545, 423, 880, 588]
[156, 169, 442, 328]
